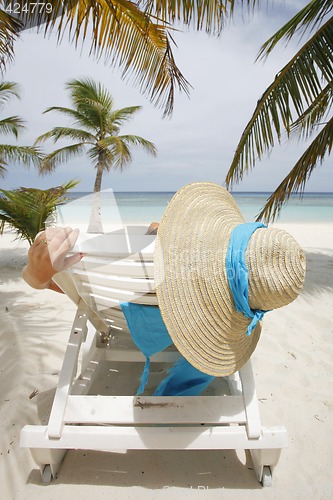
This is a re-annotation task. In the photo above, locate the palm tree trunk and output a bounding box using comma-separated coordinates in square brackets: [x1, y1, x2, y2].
[87, 163, 104, 233]
[93, 164, 103, 193]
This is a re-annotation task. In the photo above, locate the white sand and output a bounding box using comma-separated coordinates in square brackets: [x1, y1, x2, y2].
[0, 223, 333, 499]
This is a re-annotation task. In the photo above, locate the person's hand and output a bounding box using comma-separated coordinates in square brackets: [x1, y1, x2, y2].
[22, 227, 83, 289]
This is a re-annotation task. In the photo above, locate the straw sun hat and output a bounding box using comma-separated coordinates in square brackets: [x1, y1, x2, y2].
[154, 182, 306, 377]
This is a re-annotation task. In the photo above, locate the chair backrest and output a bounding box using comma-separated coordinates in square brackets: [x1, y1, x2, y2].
[54, 226, 158, 337]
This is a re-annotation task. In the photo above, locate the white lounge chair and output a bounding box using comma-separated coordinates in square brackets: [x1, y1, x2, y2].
[20, 225, 288, 486]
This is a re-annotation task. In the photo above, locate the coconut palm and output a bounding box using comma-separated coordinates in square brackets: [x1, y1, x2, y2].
[226, 0, 333, 221]
[3, 2, 331, 212]
[0, 179, 78, 244]
[0, 80, 41, 177]
[35, 77, 156, 231]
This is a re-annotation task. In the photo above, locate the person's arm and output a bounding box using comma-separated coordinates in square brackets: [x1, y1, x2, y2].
[146, 222, 159, 235]
[22, 227, 83, 293]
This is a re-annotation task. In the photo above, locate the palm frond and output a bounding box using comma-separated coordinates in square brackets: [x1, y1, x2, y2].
[7, 0, 190, 115]
[45, 80, 118, 138]
[74, 101, 110, 136]
[39, 143, 87, 173]
[107, 141, 132, 171]
[98, 136, 133, 170]
[0, 80, 20, 106]
[107, 105, 142, 130]
[226, 17, 333, 187]
[0, 162, 8, 177]
[87, 0, 190, 116]
[257, 0, 333, 59]
[290, 83, 333, 140]
[86, 145, 117, 174]
[0, 12, 22, 71]
[35, 127, 96, 144]
[41, 105, 100, 134]
[86, 142, 127, 171]
[0, 115, 25, 137]
[87, 144, 101, 164]
[112, 134, 157, 155]
[0, 180, 79, 244]
[67, 78, 114, 112]
[0, 144, 42, 168]
[143, 0, 229, 34]
[97, 133, 157, 168]
[256, 116, 333, 222]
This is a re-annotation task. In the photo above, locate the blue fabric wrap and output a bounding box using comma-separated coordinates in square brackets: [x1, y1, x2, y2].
[226, 222, 268, 336]
[120, 302, 214, 396]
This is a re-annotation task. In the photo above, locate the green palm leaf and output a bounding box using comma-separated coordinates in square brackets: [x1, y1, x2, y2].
[40, 143, 88, 172]
[0, 115, 25, 137]
[67, 78, 114, 112]
[87, 139, 132, 171]
[0, 144, 42, 176]
[97, 133, 157, 169]
[99, 133, 156, 151]
[107, 106, 142, 129]
[113, 134, 157, 155]
[0, 80, 41, 177]
[225, 1, 332, 222]
[0, 80, 20, 106]
[290, 84, 333, 139]
[98, 138, 132, 170]
[144, 0, 228, 33]
[0, 11, 22, 71]
[36, 127, 97, 144]
[257, 0, 333, 58]
[42, 106, 100, 133]
[226, 17, 333, 186]
[0, 180, 79, 244]
[256, 117, 333, 222]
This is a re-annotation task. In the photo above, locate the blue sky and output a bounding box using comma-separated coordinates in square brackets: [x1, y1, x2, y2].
[1, 1, 332, 193]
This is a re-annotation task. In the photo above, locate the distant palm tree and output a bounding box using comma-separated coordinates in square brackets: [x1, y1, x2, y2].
[36, 78, 156, 231]
[226, 0, 333, 221]
[0, 80, 41, 178]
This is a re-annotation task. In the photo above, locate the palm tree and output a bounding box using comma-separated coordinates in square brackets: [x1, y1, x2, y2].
[226, 0, 333, 221]
[0, 80, 41, 177]
[3, 2, 331, 211]
[0, 179, 78, 244]
[35, 77, 156, 231]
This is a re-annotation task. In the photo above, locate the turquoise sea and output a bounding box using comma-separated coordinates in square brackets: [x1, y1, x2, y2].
[61, 191, 333, 226]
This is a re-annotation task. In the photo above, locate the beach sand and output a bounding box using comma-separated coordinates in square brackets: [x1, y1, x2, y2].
[0, 222, 332, 499]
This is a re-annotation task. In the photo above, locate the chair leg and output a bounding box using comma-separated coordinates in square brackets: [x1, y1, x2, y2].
[47, 302, 89, 438]
[250, 448, 282, 486]
[30, 448, 67, 483]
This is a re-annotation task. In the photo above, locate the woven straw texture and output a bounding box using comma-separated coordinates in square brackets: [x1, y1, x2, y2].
[154, 182, 306, 377]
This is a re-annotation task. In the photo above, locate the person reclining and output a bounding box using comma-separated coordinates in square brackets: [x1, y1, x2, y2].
[22, 222, 159, 293]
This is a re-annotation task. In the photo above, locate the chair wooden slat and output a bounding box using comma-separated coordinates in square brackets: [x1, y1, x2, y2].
[73, 258, 154, 278]
[71, 269, 155, 293]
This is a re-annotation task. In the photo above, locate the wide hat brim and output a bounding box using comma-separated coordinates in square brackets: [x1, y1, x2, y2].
[154, 182, 261, 377]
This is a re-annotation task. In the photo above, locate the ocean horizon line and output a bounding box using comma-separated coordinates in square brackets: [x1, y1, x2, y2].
[67, 190, 333, 196]
[59, 190, 333, 224]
